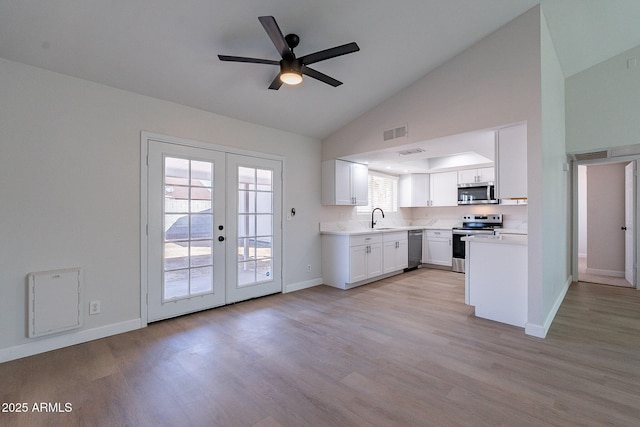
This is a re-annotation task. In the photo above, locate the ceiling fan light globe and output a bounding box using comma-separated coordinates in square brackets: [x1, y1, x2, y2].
[280, 71, 303, 85]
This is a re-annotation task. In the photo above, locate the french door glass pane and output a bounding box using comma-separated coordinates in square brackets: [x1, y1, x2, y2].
[164, 269, 189, 299]
[238, 261, 256, 286]
[190, 241, 213, 267]
[237, 238, 255, 261]
[190, 160, 213, 185]
[165, 186, 189, 213]
[256, 192, 272, 213]
[236, 166, 274, 287]
[257, 169, 272, 191]
[164, 242, 189, 270]
[162, 156, 215, 301]
[190, 267, 213, 294]
[238, 167, 256, 189]
[238, 190, 255, 213]
[256, 215, 272, 236]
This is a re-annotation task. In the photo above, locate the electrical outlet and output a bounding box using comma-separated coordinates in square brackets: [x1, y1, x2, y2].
[89, 300, 101, 315]
[307, 264, 311, 272]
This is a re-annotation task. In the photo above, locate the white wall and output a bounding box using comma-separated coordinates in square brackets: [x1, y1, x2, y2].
[0, 58, 322, 361]
[322, 7, 561, 335]
[322, 7, 542, 161]
[566, 44, 640, 154]
[536, 9, 569, 335]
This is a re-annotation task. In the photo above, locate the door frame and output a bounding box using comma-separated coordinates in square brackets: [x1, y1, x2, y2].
[140, 131, 286, 327]
[571, 154, 639, 289]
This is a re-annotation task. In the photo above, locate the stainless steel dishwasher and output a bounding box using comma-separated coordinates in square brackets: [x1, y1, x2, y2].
[406, 229, 423, 270]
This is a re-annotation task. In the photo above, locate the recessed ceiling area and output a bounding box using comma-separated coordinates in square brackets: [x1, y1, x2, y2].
[341, 128, 496, 174]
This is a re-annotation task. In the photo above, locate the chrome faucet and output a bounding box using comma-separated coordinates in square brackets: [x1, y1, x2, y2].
[371, 207, 385, 229]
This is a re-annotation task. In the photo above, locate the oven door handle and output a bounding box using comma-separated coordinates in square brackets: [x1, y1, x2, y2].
[452, 229, 495, 236]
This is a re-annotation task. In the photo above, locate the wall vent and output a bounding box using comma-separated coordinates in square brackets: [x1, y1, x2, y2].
[397, 148, 425, 156]
[572, 150, 609, 161]
[383, 124, 408, 141]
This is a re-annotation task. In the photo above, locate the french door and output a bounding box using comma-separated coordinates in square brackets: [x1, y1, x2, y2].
[145, 139, 282, 322]
[226, 154, 282, 303]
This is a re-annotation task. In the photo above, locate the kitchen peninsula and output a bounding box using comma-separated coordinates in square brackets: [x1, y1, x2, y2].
[463, 234, 528, 327]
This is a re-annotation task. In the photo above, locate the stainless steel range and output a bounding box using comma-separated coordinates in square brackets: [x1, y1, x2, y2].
[452, 214, 503, 273]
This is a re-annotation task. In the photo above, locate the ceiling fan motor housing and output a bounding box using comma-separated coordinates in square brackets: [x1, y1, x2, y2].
[285, 34, 300, 50]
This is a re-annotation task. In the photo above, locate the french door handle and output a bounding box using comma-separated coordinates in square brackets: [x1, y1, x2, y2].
[218, 236, 225, 241]
[621, 226, 627, 231]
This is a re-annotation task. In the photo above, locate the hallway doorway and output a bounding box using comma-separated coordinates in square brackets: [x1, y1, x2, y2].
[577, 161, 635, 288]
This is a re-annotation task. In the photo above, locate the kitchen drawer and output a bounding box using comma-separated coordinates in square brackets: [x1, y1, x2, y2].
[425, 229, 452, 239]
[382, 231, 407, 242]
[350, 234, 382, 247]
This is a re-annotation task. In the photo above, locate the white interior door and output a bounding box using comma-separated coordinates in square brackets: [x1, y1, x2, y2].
[624, 161, 635, 285]
[147, 141, 227, 321]
[226, 154, 282, 303]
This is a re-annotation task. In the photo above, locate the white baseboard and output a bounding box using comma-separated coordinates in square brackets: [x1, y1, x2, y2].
[284, 277, 323, 293]
[0, 319, 142, 364]
[525, 274, 572, 338]
[585, 268, 624, 278]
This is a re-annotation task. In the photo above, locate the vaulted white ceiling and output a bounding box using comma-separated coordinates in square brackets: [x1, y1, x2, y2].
[1, 0, 639, 140]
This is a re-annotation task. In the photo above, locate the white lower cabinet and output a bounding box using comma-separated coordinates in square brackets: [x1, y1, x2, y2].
[322, 231, 408, 290]
[422, 229, 452, 267]
[349, 238, 383, 282]
[383, 232, 408, 273]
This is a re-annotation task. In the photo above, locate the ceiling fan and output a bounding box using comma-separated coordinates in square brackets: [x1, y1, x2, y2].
[218, 16, 360, 90]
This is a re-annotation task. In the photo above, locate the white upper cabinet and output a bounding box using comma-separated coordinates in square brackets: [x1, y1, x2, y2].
[429, 171, 458, 207]
[495, 124, 527, 200]
[477, 167, 495, 183]
[399, 174, 430, 207]
[458, 167, 495, 184]
[399, 171, 457, 207]
[351, 162, 369, 205]
[322, 160, 369, 206]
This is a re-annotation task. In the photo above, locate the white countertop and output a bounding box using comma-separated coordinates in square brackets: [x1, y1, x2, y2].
[462, 234, 528, 246]
[320, 226, 423, 236]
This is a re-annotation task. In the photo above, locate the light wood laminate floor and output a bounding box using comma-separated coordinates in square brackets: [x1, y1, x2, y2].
[2, 268, 640, 426]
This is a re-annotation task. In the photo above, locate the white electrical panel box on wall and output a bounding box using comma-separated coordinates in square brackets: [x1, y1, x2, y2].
[28, 268, 83, 338]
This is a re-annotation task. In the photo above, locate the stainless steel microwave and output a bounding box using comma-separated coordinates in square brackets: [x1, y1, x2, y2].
[457, 182, 498, 205]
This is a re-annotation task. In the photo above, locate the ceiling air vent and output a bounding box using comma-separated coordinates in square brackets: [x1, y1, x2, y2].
[383, 124, 408, 141]
[397, 148, 425, 156]
[572, 150, 609, 161]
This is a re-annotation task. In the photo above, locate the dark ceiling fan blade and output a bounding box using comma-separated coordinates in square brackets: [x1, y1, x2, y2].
[299, 42, 359, 66]
[301, 66, 342, 87]
[258, 16, 291, 59]
[268, 74, 283, 90]
[218, 55, 280, 65]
